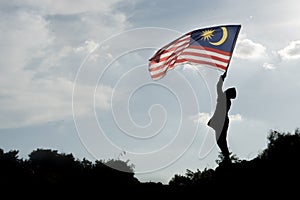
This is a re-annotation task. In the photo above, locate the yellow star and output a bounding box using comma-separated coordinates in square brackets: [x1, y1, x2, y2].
[201, 29, 214, 40]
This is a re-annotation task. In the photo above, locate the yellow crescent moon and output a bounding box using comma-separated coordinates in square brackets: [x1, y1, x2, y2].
[209, 27, 228, 46]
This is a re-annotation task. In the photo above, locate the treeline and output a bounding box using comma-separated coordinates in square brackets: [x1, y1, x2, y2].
[0, 148, 139, 191]
[0, 129, 300, 195]
[169, 129, 300, 194]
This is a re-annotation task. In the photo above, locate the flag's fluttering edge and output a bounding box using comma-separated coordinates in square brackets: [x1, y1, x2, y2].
[149, 25, 241, 80]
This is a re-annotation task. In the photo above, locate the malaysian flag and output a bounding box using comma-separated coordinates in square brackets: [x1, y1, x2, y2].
[149, 25, 241, 80]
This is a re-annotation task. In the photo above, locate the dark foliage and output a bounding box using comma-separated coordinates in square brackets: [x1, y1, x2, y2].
[168, 129, 300, 195]
[0, 148, 138, 195]
[0, 129, 299, 196]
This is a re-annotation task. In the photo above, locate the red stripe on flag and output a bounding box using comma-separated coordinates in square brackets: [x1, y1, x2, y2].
[180, 51, 229, 63]
[176, 58, 227, 70]
[187, 46, 231, 56]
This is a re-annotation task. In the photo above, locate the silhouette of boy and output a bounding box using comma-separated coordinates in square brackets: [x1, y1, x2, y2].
[207, 72, 236, 163]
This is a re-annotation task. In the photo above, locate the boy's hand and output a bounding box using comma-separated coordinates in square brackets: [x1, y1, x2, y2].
[221, 71, 227, 80]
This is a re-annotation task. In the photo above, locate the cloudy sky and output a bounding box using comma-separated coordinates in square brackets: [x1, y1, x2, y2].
[1, 0, 300, 183]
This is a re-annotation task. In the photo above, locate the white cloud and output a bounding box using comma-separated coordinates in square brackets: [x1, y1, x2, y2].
[72, 83, 113, 119]
[0, 1, 129, 128]
[0, 78, 72, 128]
[181, 63, 202, 70]
[229, 114, 243, 122]
[191, 112, 211, 124]
[234, 39, 266, 59]
[191, 112, 243, 124]
[0, 77, 112, 129]
[74, 40, 99, 53]
[278, 40, 300, 60]
[0, 11, 53, 73]
[182, 64, 197, 71]
[7, 0, 124, 15]
[262, 62, 275, 70]
[179, 64, 211, 77]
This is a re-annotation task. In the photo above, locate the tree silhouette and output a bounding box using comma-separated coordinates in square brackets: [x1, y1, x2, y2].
[215, 151, 241, 165]
[260, 128, 300, 162]
[0, 128, 299, 195]
[169, 128, 300, 193]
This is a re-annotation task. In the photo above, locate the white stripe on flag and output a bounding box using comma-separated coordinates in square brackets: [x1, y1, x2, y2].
[179, 54, 228, 67]
[183, 48, 230, 60]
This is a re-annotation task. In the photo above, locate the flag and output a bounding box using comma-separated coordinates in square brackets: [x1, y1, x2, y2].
[149, 25, 241, 80]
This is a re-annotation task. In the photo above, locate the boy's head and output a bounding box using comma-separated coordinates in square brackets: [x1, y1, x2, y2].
[225, 87, 237, 99]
